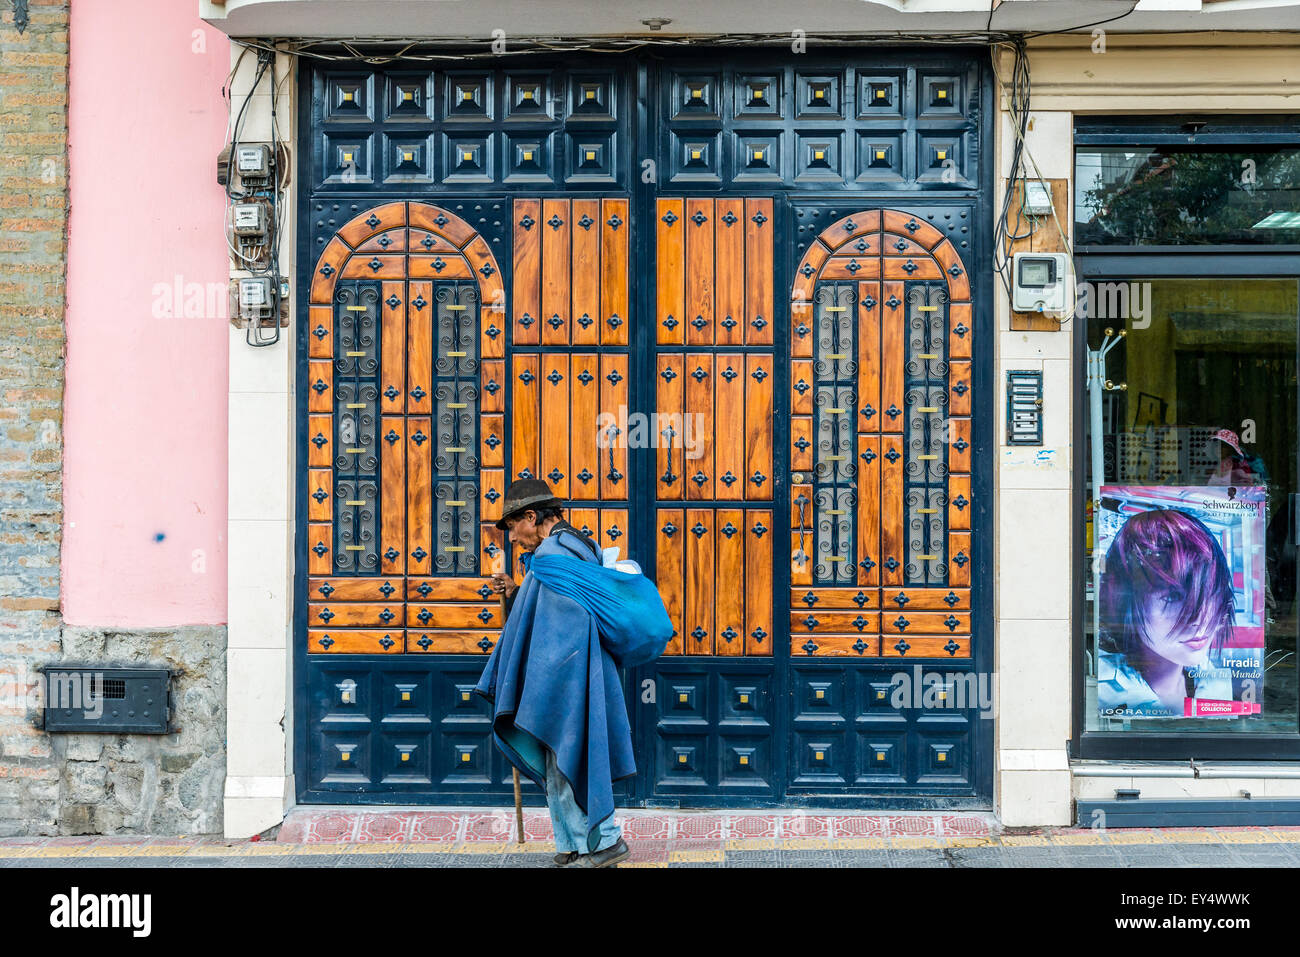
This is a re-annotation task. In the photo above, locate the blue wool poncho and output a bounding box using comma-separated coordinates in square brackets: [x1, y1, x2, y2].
[473, 527, 638, 852]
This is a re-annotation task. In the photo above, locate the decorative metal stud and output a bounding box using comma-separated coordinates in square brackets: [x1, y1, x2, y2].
[904, 218, 920, 233]
[953, 437, 969, 453]
[312, 488, 328, 504]
[722, 627, 737, 642]
[383, 385, 399, 401]
[379, 608, 395, 624]
[318, 582, 335, 597]
[478, 609, 495, 624]
[691, 366, 708, 382]
[577, 214, 594, 230]
[944, 591, 960, 606]
[478, 636, 494, 652]
[313, 325, 328, 340]
[802, 639, 818, 655]
[431, 257, 445, 273]
[661, 521, 678, 538]
[749, 471, 767, 487]
[883, 556, 899, 572]
[319, 263, 334, 278]
[547, 214, 564, 230]
[368, 258, 384, 272]
[752, 315, 768, 331]
[365, 213, 381, 228]
[518, 369, 535, 385]
[662, 209, 678, 226]
[418, 582, 432, 597]
[384, 548, 399, 562]
[886, 295, 901, 308]
[751, 366, 768, 382]
[720, 315, 737, 330]
[944, 615, 961, 632]
[852, 616, 871, 631]
[547, 468, 564, 484]
[606, 369, 623, 386]
[884, 448, 900, 463]
[691, 315, 708, 330]
[410, 385, 427, 402]
[312, 379, 328, 395]
[892, 592, 910, 606]
[853, 591, 869, 608]
[691, 626, 708, 641]
[607, 213, 623, 229]
[720, 522, 739, 538]
[690, 521, 708, 538]
[577, 313, 593, 329]
[953, 494, 969, 510]
[413, 294, 427, 310]
[894, 637, 911, 655]
[803, 616, 820, 630]
[319, 608, 335, 623]
[795, 379, 811, 395]
[660, 366, 677, 383]
[853, 638, 869, 655]
[662, 315, 679, 331]
[546, 368, 563, 385]
[412, 546, 427, 562]
[386, 293, 401, 308]
[384, 429, 400, 445]
[751, 210, 768, 226]
[751, 628, 767, 643]
[313, 541, 328, 557]
[721, 210, 737, 226]
[720, 471, 738, 487]
[485, 433, 501, 450]
[801, 591, 820, 607]
[691, 471, 708, 487]
[954, 551, 969, 567]
[519, 214, 535, 230]
[312, 433, 327, 449]
[892, 616, 911, 632]
[944, 639, 960, 655]
[860, 448, 876, 464]
[751, 520, 768, 537]
[690, 209, 708, 226]
[411, 429, 427, 446]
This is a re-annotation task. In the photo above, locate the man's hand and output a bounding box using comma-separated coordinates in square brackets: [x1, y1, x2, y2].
[491, 572, 518, 598]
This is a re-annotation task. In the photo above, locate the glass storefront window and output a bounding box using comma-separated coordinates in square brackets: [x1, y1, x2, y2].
[1083, 278, 1300, 735]
[1076, 147, 1300, 246]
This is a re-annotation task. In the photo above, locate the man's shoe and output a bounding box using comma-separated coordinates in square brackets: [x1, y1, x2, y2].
[553, 851, 579, 866]
[570, 838, 630, 868]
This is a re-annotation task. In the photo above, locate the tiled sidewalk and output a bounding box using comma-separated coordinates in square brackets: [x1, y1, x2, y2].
[2, 809, 1299, 867]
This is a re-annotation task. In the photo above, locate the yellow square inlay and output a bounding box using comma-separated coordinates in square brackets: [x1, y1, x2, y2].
[522, 150, 534, 161]
[815, 689, 825, 699]
[679, 692, 688, 703]
[739, 693, 749, 704]
[401, 753, 409, 762]
[753, 88, 764, 99]
[876, 89, 886, 99]
[461, 753, 471, 762]
[937, 149, 947, 161]
[739, 755, 749, 765]
[342, 91, 354, 102]
[752, 150, 763, 161]
[341, 691, 352, 702]
[876, 149, 886, 160]
[462, 151, 473, 162]
[678, 754, 687, 764]
[938, 752, 947, 761]
[937, 88, 947, 99]
[401, 691, 411, 701]
[462, 89, 474, 101]
[586, 150, 597, 161]
[876, 751, 885, 760]
[814, 150, 825, 161]
[403, 90, 414, 101]
[341, 752, 350, 761]
[814, 88, 825, 99]
[877, 690, 886, 699]
[692, 149, 702, 160]
[403, 151, 414, 162]
[815, 750, 824, 761]
[342, 152, 354, 163]
[461, 691, 470, 701]
[586, 89, 596, 100]
[691, 88, 703, 99]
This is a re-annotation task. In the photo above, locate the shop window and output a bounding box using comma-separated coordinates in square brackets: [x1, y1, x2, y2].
[1075, 117, 1300, 758]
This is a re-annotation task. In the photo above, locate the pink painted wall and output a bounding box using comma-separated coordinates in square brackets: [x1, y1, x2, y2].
[63, 0, 231, 626]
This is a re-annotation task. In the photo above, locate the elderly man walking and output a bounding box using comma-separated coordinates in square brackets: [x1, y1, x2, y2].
[474, 478, 634, 868]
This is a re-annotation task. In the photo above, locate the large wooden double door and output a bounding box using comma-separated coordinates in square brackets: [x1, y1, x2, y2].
[297, 51, 991, 806]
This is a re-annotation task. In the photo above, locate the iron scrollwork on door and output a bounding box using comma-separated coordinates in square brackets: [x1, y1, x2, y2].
[812, 282, 858, 583]
[432, 281, 480, 574]
[333, 282, 381, 572]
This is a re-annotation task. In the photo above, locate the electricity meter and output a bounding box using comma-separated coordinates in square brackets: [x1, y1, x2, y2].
[235, 144, 272, 182]
[232, 202, 268, 238]
[1012, 252, 1070, 314]
[237, 277, 273, 320]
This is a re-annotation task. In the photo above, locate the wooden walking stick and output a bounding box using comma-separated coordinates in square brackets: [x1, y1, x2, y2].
[501, 586, 525, 845]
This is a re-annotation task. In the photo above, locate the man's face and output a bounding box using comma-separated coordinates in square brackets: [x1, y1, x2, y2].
[505, 510, 544, 551]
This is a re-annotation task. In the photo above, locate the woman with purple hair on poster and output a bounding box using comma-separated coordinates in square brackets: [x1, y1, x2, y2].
[1097, 508, 1238, 718]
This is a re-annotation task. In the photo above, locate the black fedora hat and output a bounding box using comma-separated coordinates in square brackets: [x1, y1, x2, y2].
[495, 478, 562, 530]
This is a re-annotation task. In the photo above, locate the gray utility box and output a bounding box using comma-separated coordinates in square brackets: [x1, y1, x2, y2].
[36, 666, 174, 734]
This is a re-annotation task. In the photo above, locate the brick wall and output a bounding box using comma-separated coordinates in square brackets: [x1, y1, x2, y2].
[0, 0, 69, 835]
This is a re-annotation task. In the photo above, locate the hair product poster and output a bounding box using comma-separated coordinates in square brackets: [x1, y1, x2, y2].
[1095, 485, 1265, 720]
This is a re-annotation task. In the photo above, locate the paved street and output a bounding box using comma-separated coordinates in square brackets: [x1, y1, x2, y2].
[2, 810, 1298, 867]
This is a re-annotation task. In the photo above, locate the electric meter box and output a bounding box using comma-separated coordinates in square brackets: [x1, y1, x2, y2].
[232, 202, 268, 238]
[235, 144, 272, 179]
[1012, 252, 1070, 314]
[238, 277, 272, 310]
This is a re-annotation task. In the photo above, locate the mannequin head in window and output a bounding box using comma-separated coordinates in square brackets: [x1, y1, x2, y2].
[1099, 508, 1235, 673]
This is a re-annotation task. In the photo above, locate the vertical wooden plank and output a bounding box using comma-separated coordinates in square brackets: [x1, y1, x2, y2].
[857, 435, 881, 587]
[481, 359, 505, 414]
[685, 198, 715, 345]
[308, 522, 332, 575]
[881, 280, 904, 433]
[481, 468, 505, 523]
[657, 198, 685, 345]
[791, 300, 814, 358]
[599, 508, 629, 556]
[684, 353, 714, 500]
[685, 508, 715, 655]
[512, 354, 539, 480]
[381, 280, 405, 415]
[539, 353, 570, 497]
[791, 417, 813, 473]
[880, 431, 903, 587]
[745, 509, 773, 656]
[480, 413, 504, 468]
[657, 508, 685, 655]
[792, 359, 813, 415]
[407, 415, 432, 576]
[715, 198, 744, 347]
[744, 197, 774, 345]
[600, 353, 629, 500]
[512, 199, 541, 345]
[949, 475, 972, 531]
[745, 352, 773, 501]
[380, 416, 405, 576]
[541, 198, 571, 345]
[571, 198, 601, 347]
[308, 359, 332, 414]
[308, 305, 334, 358]
[949, 531, 972, 587]
[657, 353, 685, 501]
[791, 482, 813, 587]
[308, 468, 332, 523]
[307, 413, 332, 468]
[482, 523, 508, 580]
[715, 508, 745, 656]
[715, 353, 744, 502]
[600, 198, 629, 346]
[569, 506, 599, 542]
[569, 353, 600, 501]
[406, 280, 433, 414]
[858, 280, 881, 431]
[950, 302, 972, 360]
